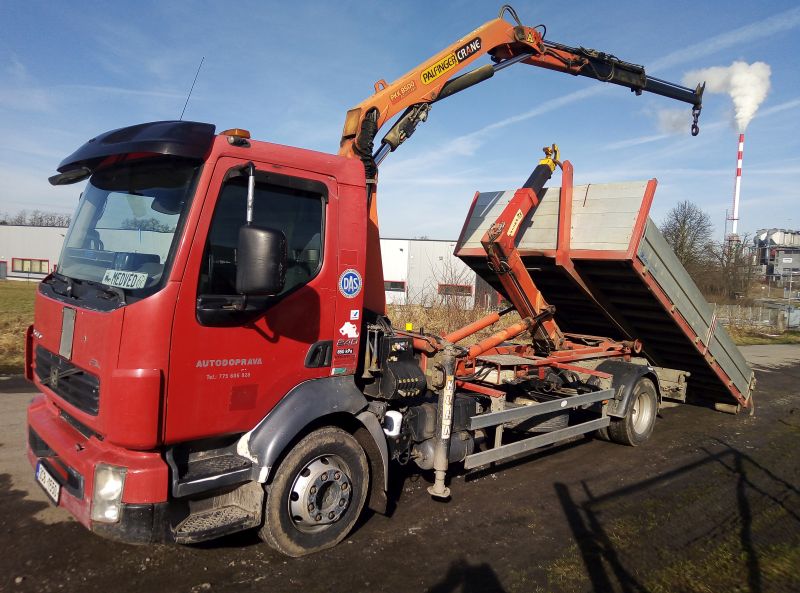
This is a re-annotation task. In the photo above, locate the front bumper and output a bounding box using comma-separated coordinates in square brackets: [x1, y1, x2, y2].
[27, 394, 170, 542]
[91, 502, 170, 544]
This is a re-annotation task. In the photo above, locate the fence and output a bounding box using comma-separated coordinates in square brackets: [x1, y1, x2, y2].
[715, 303, 800, 332]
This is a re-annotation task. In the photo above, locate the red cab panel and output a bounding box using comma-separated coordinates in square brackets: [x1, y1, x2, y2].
[164, 144, 368, 443]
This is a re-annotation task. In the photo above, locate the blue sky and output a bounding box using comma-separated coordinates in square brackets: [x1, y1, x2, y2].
[2, 0, 799, 240]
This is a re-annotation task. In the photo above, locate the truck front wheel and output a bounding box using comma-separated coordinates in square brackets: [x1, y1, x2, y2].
[608, 377, 657, 446]
[259, 426, 369, 556]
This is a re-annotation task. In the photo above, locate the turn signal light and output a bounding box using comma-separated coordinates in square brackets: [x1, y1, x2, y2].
[221, 128, 251, 139]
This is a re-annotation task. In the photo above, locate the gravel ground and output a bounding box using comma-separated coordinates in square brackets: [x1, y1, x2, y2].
[1, 345, 798, 593]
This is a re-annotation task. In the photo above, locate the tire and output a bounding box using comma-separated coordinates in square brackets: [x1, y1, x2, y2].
[608, 378, 658, 446]
[594, 425, 611, 441]
[259, 427, 369, 557]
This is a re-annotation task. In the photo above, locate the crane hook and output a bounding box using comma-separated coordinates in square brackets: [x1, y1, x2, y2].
[691, 106, 701, 136]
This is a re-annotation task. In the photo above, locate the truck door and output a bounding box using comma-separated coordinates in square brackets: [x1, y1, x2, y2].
[165, 157, 344, 443]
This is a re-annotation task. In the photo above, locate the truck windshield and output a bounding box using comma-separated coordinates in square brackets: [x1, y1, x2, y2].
[58, 159, 199, 293]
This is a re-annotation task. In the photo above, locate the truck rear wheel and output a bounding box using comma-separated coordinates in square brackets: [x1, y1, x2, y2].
[608, 377, 657, 446]
[258, 426, 368, 557]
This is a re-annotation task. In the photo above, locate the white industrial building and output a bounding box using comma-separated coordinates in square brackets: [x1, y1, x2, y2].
[382, 238, 480, 308]
[0, 226, 497, 308]
[0, 225, 67, 281]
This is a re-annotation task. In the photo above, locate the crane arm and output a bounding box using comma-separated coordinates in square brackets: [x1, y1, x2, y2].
[342, 5, 705, 316]
[338, 5, 704, 165]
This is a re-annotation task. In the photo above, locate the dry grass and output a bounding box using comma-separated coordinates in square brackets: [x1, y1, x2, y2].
[0, 281, 37, 374]
[724, 326, 800, 346]
[387, 303, 800, 348]
[387, 303, 521, 345]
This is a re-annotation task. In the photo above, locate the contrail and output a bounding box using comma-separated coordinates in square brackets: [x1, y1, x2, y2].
[387, 6, 800, 169]
[377, 4, 800, 198]
[647, 7, 800, 72]
[470, 6, 797, 136]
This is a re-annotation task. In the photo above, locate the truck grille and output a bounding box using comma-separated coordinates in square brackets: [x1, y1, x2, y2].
[35, 346, 100, 416]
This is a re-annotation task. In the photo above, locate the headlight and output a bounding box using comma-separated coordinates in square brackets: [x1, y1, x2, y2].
[91, 464, 127, 523]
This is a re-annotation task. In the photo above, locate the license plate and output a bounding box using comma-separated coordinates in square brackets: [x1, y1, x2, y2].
[36, 463, 61, 504]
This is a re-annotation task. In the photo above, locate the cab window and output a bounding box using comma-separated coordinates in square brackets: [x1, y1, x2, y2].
[199, 171, 325, 296]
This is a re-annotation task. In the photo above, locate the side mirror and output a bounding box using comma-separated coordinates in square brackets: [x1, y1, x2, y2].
[236, 225, 287, 296]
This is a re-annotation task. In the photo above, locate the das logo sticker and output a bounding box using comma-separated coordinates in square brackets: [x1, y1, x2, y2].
[338, 269, 362, 298]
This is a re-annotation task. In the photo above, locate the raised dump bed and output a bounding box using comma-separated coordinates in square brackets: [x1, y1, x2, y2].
[455, 177, 755, 408]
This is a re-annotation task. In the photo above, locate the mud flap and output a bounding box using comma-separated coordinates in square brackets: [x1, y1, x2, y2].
[596, 359, 659, 418]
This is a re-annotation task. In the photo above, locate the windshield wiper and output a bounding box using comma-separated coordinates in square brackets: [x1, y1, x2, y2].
[83, 279, 127, 305]
[46, 271, 76, 298]
[50, 267, 131, 306]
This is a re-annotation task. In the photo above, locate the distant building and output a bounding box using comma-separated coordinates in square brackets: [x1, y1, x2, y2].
[381, 238, 498, 309]
[0, 225, 66, 281]
[774, 250, 800, 274]
[754, 228, 800, 284]
[0, 226, 499, 308]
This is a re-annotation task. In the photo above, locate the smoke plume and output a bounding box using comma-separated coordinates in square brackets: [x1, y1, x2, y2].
[682, 61, 771, 131]
[657, 108, 691, 134]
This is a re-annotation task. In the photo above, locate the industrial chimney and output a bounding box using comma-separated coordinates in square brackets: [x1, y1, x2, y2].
[727, 133, 744, 240]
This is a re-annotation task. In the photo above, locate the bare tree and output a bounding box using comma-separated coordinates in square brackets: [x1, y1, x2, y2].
[121, 217, 173, 232]
[0, 209, 71, 227]
[660, 203, 756, 301]
[660, 201, 714, 276]
[7, 210, 29, 225]
[707, 236, 757, 301]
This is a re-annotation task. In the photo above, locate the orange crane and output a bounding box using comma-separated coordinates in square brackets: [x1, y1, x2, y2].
[338, 4, 704, 315]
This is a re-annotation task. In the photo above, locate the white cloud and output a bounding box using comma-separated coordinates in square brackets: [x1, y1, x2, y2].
[60, 84, 186, 101]
[0, 55, 53, 113]
[756, 98, 800, 118]
[0, 163, 77, 213]
[606, 134, 670, 150]
[0, 87, 53, 113]
[648, 7, 800, 72]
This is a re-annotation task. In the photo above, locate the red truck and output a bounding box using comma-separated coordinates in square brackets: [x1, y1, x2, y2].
[26, 6, 736, 557]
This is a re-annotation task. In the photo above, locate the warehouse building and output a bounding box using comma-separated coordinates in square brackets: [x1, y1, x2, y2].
[0, 225, 67, 281]
[381, 238, 498, 309]
[0, 226, 497, 308]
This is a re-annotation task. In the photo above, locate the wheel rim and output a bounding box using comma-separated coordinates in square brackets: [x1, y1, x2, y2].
[630, 389, 655, 435]
[288, 455, 353, 533]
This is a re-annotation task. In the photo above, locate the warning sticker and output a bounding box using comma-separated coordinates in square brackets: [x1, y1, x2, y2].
[507, 209, 525, 237]
[421, 37, 482, 85]
[102, 270, 148, 290]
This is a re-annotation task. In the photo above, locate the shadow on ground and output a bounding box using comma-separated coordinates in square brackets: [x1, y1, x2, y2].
[555, 438, 800, 593]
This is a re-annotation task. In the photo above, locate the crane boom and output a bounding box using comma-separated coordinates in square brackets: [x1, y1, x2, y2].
[337, 4, 705, 315]
[339, 5, 703, 162]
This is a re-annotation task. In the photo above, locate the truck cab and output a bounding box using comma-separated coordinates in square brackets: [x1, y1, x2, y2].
[26, 121, 386, 550]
